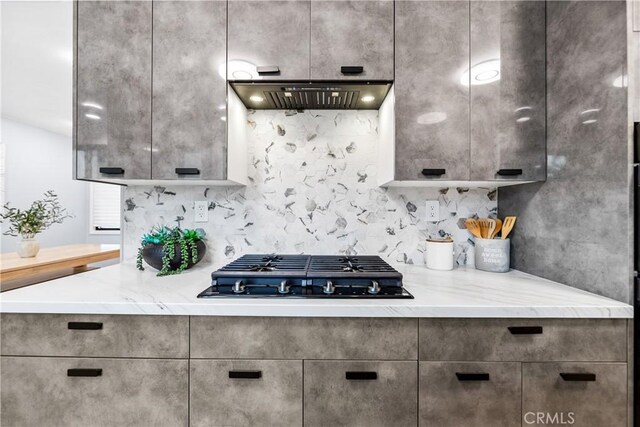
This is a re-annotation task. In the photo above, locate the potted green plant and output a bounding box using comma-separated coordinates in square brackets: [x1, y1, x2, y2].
[0, 190, 73, 258]
[136, 226, 206, 276]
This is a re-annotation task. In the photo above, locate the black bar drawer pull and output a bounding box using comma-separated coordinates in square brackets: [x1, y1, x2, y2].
[341, 66, 364, 75]
[229, 370, 262, 379]
[456, 372, 490, 382]
[560, 373, 596, 382]
[99, 167, 124, 175]
[256, 66, 280, 75]
[497, 169, 523, 176]
[421, 168, 446, 177]
[67, 368, 102, 377]
[175, 168, 200, 175]
[68, 322, 103, 330]
[345, 371, 377, 380]
[508, 326, 543, 335]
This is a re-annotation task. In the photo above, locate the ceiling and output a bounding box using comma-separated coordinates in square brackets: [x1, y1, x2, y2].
[1, 1, 73, 137]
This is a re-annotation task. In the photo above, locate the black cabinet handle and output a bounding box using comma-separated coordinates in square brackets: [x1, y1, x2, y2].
[422, 168, 446, 177]
[508, 326, 543, 335]
[341, 66, 364, 75]
[560, 373, 596, 382]
[175, 168, 200, 176]
[68, 322, 103, 330]
[99, 167, 124, 175]
[345, 371, 377, 380]
[229, 370, 262, 379]
[456, 372, 490, 382]
[256, 66, 280, 75]
[497, 169, 523, 176]
[67, 368, 102, 377]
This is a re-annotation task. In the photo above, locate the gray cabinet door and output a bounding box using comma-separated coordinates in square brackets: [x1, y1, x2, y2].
[394, 1, 470, 181]
[522, 362, 627, 427]
[228, 0, 310, 81]
[310, 0, 394, 80]
[190, 360, 303, 427]
[0, 357, 188, 427]
[419, 362, 521, 427]
[469, 0, 546, 181]
[76, 1, 152, 180]
[304, 360, 418, 427]
[152, 1, 227, 180]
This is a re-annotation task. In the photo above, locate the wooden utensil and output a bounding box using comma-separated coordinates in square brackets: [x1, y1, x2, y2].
[464, 218, 483, 239]
[490, 218, 503, 239]
[502, 216, 517, 239]
[478, 218, 493, 239]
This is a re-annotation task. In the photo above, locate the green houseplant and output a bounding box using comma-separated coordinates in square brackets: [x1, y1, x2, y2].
[136, 226, 206, 276]
[0, 191, 73, 258]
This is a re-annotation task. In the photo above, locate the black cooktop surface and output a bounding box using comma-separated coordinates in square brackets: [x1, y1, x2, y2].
[198, 254, 413, 299]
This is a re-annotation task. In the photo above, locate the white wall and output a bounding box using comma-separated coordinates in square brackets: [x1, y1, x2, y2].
[0, 118, 120, 252]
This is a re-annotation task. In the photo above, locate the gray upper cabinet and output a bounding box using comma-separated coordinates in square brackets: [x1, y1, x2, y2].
[469, 0, 546, 181]
[394, 1, 470, 181]
[76, 1, 152, 181]
[227, 0, 310, 81]
[152, 1, 227, 180]
[310, 0, 394, 80]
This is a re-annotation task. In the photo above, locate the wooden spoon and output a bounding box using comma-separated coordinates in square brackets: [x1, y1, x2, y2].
[490, 218, 503, 239]
[478, 218, 493, 239]
[502, 216, 517, 239]
[464, 218, 483, 239]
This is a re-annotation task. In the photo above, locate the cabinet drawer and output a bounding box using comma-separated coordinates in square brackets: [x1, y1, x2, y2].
[419, 362, 520, 427]
[304, 360, 418, 427]
[419, 319, 626, 361]
[1, 314, 189, 358]
[191, 317, 417, 359]
[522, 363, 627, 427]
[0, 356, 188, 427]
[190, 359, 302, 427]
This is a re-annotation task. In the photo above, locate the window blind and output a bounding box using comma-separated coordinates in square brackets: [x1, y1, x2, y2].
[90, 182, 121, 232]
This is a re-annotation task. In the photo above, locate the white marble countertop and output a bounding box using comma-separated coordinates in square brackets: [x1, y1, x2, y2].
[0, 262, 632, 318]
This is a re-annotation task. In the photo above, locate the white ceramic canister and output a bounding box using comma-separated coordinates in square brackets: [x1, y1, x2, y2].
[425, 239, 454, 271]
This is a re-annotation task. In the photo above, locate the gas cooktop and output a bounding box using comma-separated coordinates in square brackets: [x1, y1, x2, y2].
[197, 254, 413, 299]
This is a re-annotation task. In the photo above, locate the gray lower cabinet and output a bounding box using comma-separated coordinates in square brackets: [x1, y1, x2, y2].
[469, 0, 546, 181]
[304, 360, 418, 427]
[394, 0, 470, 181]
[190, 360, 303, 426]
[310, 0, 394, 80]
[0, 356, 188, 427]
[152, 1, 227, 180]
[419, 362, 521, 427]
[227, 0, 310, 80]
[522, 362, 627, 427]
[76, 0, 152, 180]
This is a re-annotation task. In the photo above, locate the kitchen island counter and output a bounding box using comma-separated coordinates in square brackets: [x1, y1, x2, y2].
[0, 262, 632, 318]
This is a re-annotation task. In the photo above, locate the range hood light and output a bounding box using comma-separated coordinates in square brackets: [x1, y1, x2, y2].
[361, 95, 375, 103]
[249, 95, 264, 103]
[331, 92, 340, 97]
[284, 92, 293, 97]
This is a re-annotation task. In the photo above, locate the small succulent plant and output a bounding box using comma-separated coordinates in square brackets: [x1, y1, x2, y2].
[136, 225, 206, 276]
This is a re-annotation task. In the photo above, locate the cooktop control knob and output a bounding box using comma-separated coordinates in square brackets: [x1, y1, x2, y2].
[323, 280, 335, 295]
[368, 280, 380, 295]
[278, 280, 290, 294]
[232, 280, 246, 294]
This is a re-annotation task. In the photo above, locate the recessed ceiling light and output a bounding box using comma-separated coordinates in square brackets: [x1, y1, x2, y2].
[361, 95, 375, 103]
[516, 117, 530, 123]
[81, 102, 103, 110]
[460, 59, 501, 86]
[249, 95, 264, 103]
[85, 113, 100, 120]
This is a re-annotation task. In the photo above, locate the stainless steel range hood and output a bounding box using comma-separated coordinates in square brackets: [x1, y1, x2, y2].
[230, 81, 393, 110]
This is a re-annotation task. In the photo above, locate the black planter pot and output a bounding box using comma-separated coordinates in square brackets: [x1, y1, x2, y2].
[141, 240, 206, 272]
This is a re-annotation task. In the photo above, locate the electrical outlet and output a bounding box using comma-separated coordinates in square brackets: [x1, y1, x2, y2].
[425, 200, 440, 222]
[194, 201, 208, 223]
